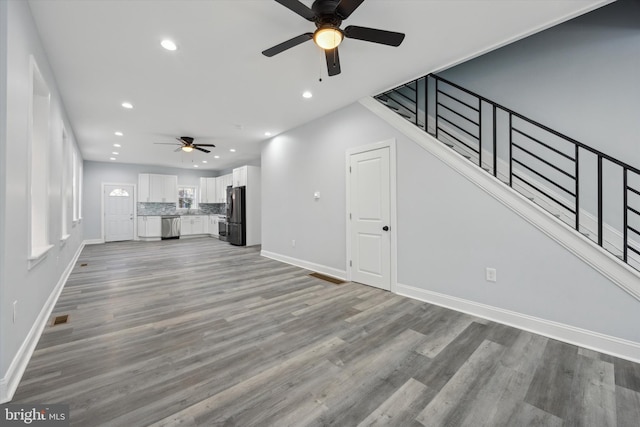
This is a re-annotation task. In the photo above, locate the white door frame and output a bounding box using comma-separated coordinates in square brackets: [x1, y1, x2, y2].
[345, 139, 398, 292]
[101, 182, 137, 242]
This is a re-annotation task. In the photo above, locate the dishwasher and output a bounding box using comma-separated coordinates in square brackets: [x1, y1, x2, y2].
[161, 216, 181, 239]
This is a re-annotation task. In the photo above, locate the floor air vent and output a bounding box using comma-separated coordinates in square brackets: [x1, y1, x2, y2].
[52, 315, 69, 326]
[309, 272, 346, 285]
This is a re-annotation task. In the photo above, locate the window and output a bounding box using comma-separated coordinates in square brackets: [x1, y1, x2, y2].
[72, 149, 78, 221]
[28, 56, 52, 264]
[178, 186, 197, 209]
[61, 128, 71, 240]
[109, 188, 130, 197]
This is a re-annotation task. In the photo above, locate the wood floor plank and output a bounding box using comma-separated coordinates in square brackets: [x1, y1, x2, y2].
[615, 385, 640, 427]
[415, 340, 506, 426]
[356, 378, 433, 427]
[9, 238, 640, 426]
[523, 339, 578, 418]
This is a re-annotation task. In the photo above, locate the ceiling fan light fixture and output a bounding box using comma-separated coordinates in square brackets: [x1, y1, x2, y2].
[181, 146, 194, 153]
[314, 27, 343, 50]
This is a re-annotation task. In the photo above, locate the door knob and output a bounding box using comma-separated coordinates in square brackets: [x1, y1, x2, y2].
[382, 226, 389, 231]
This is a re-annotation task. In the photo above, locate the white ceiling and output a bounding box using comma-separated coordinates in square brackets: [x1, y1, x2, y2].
[28, 0, 611, 172]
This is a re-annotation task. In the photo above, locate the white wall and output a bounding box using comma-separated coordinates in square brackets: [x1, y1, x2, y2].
[261, 101, 640, 348]
[1, 0, 84, 401]
[83, 160, 218, 240]
[0, 0, 8, 401]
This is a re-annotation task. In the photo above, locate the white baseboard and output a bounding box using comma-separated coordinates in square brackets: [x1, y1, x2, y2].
[83, 238, 104, 245]
[260, 250, 347, 281]
[397, 282, 640, 363]
[0, 242, 85, 403]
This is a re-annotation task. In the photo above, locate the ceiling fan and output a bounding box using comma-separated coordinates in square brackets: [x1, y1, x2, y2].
[154, 136, 216, 153]
[262, 0, 405, 76]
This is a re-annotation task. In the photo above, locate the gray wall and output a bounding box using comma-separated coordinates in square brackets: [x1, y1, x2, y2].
[262, 101, 640, 343]
[439, 0, 640, 167]
[435, 0, 640, 259]
[1, 0, 84, 388]
[83, 161, 219, 240]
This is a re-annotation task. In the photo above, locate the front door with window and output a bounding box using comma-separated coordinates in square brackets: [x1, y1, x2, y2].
[104, 184, 134, 242]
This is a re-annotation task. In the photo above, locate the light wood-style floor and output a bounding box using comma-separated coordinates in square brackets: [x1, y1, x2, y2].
[12, 238, 640, 426]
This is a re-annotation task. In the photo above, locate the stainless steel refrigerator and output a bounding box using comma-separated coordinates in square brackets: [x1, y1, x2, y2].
[226, 186, 246, 246]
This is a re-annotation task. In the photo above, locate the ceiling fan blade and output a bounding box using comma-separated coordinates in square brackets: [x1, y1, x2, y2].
[174, 147, 183, 152]
[344, 26, 405, 47]
[336, 0, 366, 19]
[325, 47, 341, 76]
[262, 33, 313, 57]
[274, 0, 316, 21]
[194, 147, 211, 153]
[194, 144, 216, 147]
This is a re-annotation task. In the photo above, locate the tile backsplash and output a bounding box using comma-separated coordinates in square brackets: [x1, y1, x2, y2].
[137, 203, 226, 216]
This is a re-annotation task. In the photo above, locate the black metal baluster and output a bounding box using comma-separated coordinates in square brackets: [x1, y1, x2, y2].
[435, 77, 439, 140]
[478, 101, 482, 168]
[575, 145, 579, 231]
[493, 105, 497, 178]
[598, 156, 603, 247]
[623, 168, 628, 262]
[509, 114, 513, 187]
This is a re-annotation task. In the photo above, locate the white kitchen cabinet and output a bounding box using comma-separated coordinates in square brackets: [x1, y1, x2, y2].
[137, 216, 161, 239]
[215, 174, 233, 203]
[200, 177, 217, 204]
[180, 216, 192, 235]
[162, 175, 178, 203]
[233, 166, 248, 188]
[139, 174, 150, 202]
[209, 215, 219, 237]
[139, 174, 177, 203]
[180, 215, 206, 236]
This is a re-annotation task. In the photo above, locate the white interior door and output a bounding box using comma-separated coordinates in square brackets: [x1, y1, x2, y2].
[104, 184, 134, 242]
[349, 147, 391, 290]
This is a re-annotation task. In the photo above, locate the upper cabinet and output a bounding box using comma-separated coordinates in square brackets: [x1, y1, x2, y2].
[215, 174, 233, 203]
[199, 177, 217, 204]
[232, 166, 248, 188]
[138, 174, 177, 203]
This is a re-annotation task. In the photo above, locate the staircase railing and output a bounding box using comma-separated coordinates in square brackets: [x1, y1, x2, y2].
[376, 74, 640, 272]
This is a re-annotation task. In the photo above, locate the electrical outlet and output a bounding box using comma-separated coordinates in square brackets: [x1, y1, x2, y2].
[486, 268, 497, 283]
[291, 239, 296, 247]
[13, 300, 17, 323]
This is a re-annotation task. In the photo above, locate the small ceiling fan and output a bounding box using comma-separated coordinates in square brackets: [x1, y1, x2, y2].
[262, 0, 405, 76]
[154, 136, 216, 153]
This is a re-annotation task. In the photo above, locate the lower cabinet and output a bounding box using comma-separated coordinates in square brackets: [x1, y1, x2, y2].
[138, 216, 161, 239]
[180, 215, 206, 236]
[209, 215, 219, 237]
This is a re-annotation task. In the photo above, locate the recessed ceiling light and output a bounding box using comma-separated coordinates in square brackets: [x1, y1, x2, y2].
[265, 132, 272, 136]
[193, 164, 199, 168]
[121, 102, 133, 109]
[114, 131, 123, 136]
[302, 91, 312, 99]
[202, 160, 207, 164]
[214, 155, 220, 159]
[113, 143, 121, 148]
[112, 151, 119, 155]
[110, 157, 116, 161]
[229, 149, 236, 152]
[161, 39, 177, 51]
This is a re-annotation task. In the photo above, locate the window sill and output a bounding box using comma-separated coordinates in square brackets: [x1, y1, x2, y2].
[60, 234, 71, 248]
[28, 244, 54, 270]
